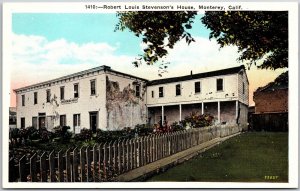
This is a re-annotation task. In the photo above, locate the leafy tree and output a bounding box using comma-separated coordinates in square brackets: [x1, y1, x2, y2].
[115, 11, 197, 66]
[201, 11, 288, 70]
[116, 11, 288, 70]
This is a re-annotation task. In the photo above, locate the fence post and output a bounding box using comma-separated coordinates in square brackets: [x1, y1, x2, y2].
[80, 146, 86, 182]
[108, 141, 114, 178]
[72, 147, 79, 182]
[138, 137, 142, 167]
[92, 144, 98, 182]
[39, 152, 47, 182]
[146, 136, 151, 164]
[121, 139, 125, 173]
[112, 141, 117, 176]
[126, 139, 132, 171]
[19, 155, 27, 182]
[30, 153, 37, 182]
[86, 146, 92, 182]
[65, 148, 71, 182]
[150, 135, 154, 163]
[103, 142, 107, 180]
[57, 150, 64, 182]
[117, 140, 121, 175]
[134, 138, 138, 169]
[49, 151, 56, 182]
[98, 143, 103, 181]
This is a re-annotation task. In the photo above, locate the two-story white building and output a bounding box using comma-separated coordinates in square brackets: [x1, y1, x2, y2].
[146, 65, 249, 127]
[14, 65, 249, 132]
[14, 65, 148, 132]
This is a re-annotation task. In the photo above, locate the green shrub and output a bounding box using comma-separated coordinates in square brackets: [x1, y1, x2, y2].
[53, 126, 72, 141]
[182, 112, 214, 128]
[74, 128, 93, 141]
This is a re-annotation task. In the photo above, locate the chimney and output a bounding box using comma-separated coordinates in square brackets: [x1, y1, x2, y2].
[190, 70, 193, 75]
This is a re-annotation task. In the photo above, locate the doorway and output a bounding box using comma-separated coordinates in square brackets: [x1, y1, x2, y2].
[89, 111, 98, 133]
[38, 113, 46, 130]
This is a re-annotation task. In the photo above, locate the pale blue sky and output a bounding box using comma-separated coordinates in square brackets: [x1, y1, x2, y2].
[12, 13, 210, 56]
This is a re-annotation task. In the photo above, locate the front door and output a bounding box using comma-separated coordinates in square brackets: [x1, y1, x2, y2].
[38, 113, 46, 130]
[89, 112, 98, 133]
[39, 117, 46, 130]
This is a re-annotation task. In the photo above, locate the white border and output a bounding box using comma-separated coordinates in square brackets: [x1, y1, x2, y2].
[2, 1, 298, 188]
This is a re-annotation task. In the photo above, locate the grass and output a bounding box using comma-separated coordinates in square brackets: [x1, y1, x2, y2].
[147, 132, 288, 182]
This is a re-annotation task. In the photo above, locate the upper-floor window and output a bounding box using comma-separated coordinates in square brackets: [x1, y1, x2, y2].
[151, 91, 154, 98]
[74, 83, 79, 98]
[34, 92, 38, 104]
[90, 80, 96, 95]
[176, 84, 181, 96]
[135, 84, 140, 97]
[60, 86, 65, 100]
[195, 81, 201, 93]
[21, 95, 25, 106]
[217, 78, 223, 91]
[242, 82, 245, 94]
[159, 87, 164, 98]
[46, 89, 51, 102]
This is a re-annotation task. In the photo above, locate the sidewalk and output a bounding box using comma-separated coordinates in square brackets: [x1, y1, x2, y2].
[115, 132, 241, 182]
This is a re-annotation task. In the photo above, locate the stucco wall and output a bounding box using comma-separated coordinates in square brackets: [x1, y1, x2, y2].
[105, 74, 147, 130]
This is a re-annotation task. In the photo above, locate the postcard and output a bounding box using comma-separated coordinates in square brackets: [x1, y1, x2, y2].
[2, 1, 298, 189]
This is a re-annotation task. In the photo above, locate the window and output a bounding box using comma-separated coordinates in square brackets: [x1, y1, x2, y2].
[90, 80, 96, 95]
[159, 87, 164, 98]
[74, 83, 79, 98]
[32, 117, 38, 129]
[73, 114, 80, 127]
[21, 117, 25, 128]
[46, 89, 51, 102]
[34, 92, 38, 104]
[151, 91, 154, 98]
[60, 115, 67, 127]
[176, 84, 181, 96]
[242, 82, 245, 94]
[21, 95, 25, 106]
[217, 78, 223, 91]
[60, 86, 65, 100]
[195, 81, 201, 93]
[135, 85, 140, 97]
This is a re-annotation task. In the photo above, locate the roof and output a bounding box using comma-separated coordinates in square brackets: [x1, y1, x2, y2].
[147, 65, 245, 86]
[13, 65, 148, 93]
[255, 71, 288, 93]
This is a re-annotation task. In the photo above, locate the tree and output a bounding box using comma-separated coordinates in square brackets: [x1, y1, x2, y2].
[116, 11, 288, 70]
[115, 11, 197, 66]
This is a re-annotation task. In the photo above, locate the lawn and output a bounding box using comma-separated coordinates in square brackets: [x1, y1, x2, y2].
[147, 132, 288, 182]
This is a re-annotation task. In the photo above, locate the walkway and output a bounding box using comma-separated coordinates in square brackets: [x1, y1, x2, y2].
[115, 132, 241, 181]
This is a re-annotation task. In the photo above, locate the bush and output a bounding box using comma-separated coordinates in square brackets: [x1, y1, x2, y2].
[74, 128, 93, 141]
[53, 126, 72, 141]
[39, 127, 54, 142]
[182, 112, 214, 128]
[135, 124, 153, 136]
[9, 127, 19, 141]
[94, 128, 135, 143]
[170, 121, 185, 132]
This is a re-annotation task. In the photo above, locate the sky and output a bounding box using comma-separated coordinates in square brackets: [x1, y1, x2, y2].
[10, 13, 286, 107]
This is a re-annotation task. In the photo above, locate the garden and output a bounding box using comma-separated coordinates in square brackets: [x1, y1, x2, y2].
[9, 112, 215, 162]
